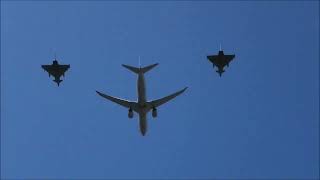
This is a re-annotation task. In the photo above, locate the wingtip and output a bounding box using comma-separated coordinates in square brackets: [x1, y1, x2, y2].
[96, 90, 105, 97]
[148, 63, 159, 68]
[181, 87, 188, 92]
[121, 64, 133, 69]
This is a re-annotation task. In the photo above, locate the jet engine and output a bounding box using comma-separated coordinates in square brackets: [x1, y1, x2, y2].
[128, 108, 133, 118]
[152, 107, 157, 118]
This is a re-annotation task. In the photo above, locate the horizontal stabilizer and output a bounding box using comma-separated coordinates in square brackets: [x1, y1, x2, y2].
[122, 63, 158, 74]
[122, 64, 140, 74]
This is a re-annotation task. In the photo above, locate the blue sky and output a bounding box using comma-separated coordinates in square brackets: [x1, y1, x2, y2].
[1, 1, 319, 179]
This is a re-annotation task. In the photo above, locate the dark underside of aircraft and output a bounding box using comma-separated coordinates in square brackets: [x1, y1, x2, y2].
[207, 50, 235, 76]
[42, 59, 70, 86]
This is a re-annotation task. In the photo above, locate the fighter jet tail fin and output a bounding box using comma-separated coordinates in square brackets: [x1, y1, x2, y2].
[53, 79, 63, 86]
[216, 70, 225, 77]
[122, 63, 158, 74]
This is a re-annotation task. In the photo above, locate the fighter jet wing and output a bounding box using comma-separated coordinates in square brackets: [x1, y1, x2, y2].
[207, 55, 218, 64]
[147, 87, 187, 109]
[42, 65, 54, 73]
[207, 55, 224, 68]
[96, 91, 139, 112]
[42, 65, 59, 77]
[57, 65, 70, 74]
[59, 65, 70, 71]
[207, 55, 235, 67]
[225, 55, 235, 64]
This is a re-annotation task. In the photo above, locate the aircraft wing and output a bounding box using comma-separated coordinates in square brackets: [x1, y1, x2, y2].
[42, 64, 69, 76]
[96, 91, 138, 112]
[207, 55, 224, 68]
[42, 65, 61, 77]
[42, 65, 55, 74]
[225, 55, 235, 64]
[207, 55, 235, 67]
[58, 65, 70, 74]
[207, 55, 218, 64]
[147, 87, 187, 109]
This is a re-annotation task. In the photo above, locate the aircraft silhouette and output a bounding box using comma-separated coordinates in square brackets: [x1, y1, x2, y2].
[207, 49, 235, 76]
[42, 59, 70, 86]
[96, 63, 187, 136]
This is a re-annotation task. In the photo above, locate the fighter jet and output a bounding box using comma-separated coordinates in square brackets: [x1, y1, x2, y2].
[207, 49, 235, 76]
[96, 63, 187, 136]
[41, 59, 70, 86]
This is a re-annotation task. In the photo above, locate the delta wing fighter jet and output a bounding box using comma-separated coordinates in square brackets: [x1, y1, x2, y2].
[42, 58, 70, 86]
[207, 47, 235, 76]
[96, 63, 187, 136]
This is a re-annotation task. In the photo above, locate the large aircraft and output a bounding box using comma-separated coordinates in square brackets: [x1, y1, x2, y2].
[42, 59, 70, 86]
[96, 63, 187, 136]
[207, 48, 235, 76]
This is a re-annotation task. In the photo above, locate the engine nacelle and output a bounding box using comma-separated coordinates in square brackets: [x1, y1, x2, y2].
[152, 107, 157, 118]
[128, 108, 133, 118]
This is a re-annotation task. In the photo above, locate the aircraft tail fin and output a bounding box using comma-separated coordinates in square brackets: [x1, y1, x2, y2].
[216, 69, 225, 77]
[122, 63, 158, 74]
[53, 79, 63, 86]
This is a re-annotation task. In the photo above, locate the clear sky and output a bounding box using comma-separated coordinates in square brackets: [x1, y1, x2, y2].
[1, 1, 319, 179]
